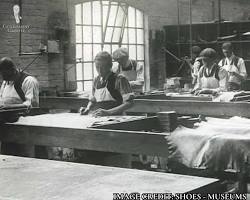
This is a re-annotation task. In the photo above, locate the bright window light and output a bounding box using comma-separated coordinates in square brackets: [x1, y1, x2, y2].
[75, 0, 145, 91]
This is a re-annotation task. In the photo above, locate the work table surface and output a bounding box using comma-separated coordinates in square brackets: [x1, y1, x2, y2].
[0, 155, 220, 200]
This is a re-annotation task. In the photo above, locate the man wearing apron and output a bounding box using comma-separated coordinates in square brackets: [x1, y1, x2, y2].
[79, 51, 134, 167]
[0, 57, 39, 157]
[218, 42, 247, 91]
[112, 48, 144, 93]
[194, 48, 228, 95]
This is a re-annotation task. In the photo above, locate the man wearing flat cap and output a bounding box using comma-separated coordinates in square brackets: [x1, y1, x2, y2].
[194, 48, 228, 95]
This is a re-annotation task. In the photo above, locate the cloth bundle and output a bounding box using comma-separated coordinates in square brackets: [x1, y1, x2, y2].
[166, 116, 250, 171]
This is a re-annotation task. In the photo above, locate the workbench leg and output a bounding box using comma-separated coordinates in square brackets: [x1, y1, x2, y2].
[1, 143, 35, 158]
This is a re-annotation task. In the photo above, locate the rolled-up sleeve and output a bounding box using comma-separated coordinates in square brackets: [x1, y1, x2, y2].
[238, 58, 247, 79]
[21, 76, 39, 107]
[115, 75, 135, 102]
[89, 77, 97, 102]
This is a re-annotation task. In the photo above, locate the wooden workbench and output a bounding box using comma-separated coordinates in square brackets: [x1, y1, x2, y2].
[136, 93, 212, 101]
[0, 114, 168, 157]
[0, 155, 221, 200]
[39, 97, 250, 117]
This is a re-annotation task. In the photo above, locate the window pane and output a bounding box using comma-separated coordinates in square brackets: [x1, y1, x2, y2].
[83, 26, 92, 43]
[112, 45, 119, 53]
[137, 29, 144, 44]
[115, 6, 125, 27]
[93, 27, 102, 43]
[128, 28, 136, 43]
[76, 44, 82, 59]
[103, 45, 111, 53]
[105, 27, 113, 43]
[136, 10, 143, 28]
[121, 44, 128, 50]
[128, 7, 135, 27]
[84, 81, 93, 91]
[83, 63, 93, 80]
[75, 26, 82, 43]
[137, 61, 145, 79]
[75, 4, 82, 24]
[137, 45, 144, 60]
[128, 45, 136, 60]
[93, 1, 101, 25]
[103, 5, 109, 29]
[93, 44, 102, 59]
[76, 63, 83, 80]
[108, 5, 118, 26]
[122, 28, 128, 43]
[82, 2, 91, 25]
[112, 27, 121, 42]
[102, 1, 109, 5]
[83, 44, 92, 61]
[77, 82, 83, 91]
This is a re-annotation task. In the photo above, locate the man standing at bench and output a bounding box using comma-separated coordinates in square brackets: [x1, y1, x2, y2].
[219, 42, 247, 91]
[0, 57, 39, 157]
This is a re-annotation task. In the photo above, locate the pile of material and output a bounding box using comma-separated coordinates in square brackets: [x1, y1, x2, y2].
[213, 91, 250, 102]
[14, 113, 144, 129]
[167, 116, 250, 171]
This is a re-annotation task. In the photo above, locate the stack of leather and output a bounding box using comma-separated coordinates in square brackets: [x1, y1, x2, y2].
[178, 116, 200, 128]
[157, 111, 178, 132]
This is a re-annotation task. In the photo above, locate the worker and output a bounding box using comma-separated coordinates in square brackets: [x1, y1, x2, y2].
[187, 46, 203, 86]
[78, 51, 134, 167]
[112, 47, 144, 92]
[80, 51, 134, 116]
[0, 57, 39, 157]
[0, 57, 39, 108]
[218, 42, 247, 91]
[194, 48, 228, 95]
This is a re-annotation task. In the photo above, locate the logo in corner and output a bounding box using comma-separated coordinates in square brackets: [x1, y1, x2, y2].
[13, 4, 21, 24]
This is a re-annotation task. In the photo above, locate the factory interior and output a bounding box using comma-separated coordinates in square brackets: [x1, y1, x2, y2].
[1, 0, 250, 198]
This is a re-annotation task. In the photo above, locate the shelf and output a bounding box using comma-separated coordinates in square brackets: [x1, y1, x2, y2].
[173, 40, 250, 45]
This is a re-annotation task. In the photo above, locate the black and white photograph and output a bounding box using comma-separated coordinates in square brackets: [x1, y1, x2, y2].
[0, 0, 250, 199]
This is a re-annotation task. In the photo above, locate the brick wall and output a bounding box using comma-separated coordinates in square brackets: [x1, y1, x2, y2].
[0, 0, 50, 88]
[1, 0, 250, 90]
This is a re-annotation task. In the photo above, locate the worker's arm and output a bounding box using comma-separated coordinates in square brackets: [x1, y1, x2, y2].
[22, 76, 39, 108]
[1, 103, 28, 109]
[79, 100, 95, 115]
[230, 58, 247, 81]
[80, 82, 96, 115]
[92, 100, 133, 116]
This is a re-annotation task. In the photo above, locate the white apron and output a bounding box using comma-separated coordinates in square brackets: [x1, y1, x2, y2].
[200, 67, 220, 89]
[0, 82, 23, 105]
[91, 79, 121, 113]
[120, 60, 137, 81]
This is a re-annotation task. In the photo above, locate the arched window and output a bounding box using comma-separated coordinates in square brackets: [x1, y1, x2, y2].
[75, 1, 146, 91]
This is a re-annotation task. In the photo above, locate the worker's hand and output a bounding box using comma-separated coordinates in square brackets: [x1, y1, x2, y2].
[91, 108, 111, 117]
[195, 89, 218, 96]
[79, 107, 89, 115]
